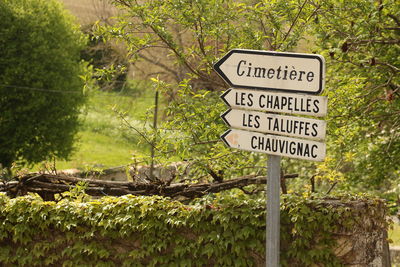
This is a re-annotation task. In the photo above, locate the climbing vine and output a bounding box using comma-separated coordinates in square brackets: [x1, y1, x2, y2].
[0, 192, 388, 266]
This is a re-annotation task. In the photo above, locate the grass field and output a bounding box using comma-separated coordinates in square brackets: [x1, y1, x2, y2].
[33, 81, 158, 172]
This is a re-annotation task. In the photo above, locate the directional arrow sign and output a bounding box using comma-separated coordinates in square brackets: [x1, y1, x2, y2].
[214, 49, 325, 94]
[221, 88, 328, 117]
[221, 129, 326, 161]
[221, 109, 326, 140]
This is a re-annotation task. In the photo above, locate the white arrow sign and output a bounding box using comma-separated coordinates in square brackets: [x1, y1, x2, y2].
[221, 88, 328, 117]
[221, 109, 326, 140]
[221, 129, 326, 161]
[214, 49, 325, 94]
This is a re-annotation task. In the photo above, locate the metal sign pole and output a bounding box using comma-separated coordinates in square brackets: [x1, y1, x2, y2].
[266, 155, 281, 266]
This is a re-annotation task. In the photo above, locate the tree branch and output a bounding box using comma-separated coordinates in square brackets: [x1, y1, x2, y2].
[0, 173, 270, 200]
[277, 0, 309, 50]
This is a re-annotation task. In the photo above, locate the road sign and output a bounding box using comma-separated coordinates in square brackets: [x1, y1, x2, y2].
[215, 49, 328, 267]
[221, 109, 326, 140]
[220, 88, 328, 117]
[214, 49, 325, 94]
[221, 129, 326, 161]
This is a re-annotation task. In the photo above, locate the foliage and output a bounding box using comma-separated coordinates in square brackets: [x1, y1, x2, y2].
[97, 0, 321, 184]
[0, 0, 87, 169]
[95, 0, 400, 199]
[54, 181, 91, 202]
[0, 192, 388, 266]
[104, 0, 317, 89]
[25, 80, 157, 172]
[309, 0, 400, 194]
[81, 23, 129, 91]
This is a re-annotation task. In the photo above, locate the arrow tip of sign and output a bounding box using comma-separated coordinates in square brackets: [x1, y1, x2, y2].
[220, 89, 232, 107]
[213, 50, 233, 70]
[213, 51, 236, 87]
[220, 129, 232, 147]
[220, 109, 232, 127]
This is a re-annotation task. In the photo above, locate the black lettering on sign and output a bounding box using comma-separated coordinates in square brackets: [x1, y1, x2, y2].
[259, 95, 265, 108]
[303, 144, 310, 157]
[242, 114, 260, 128]
[249, 135, 321, 159]
[289, 141, 296, 154]
[247, 93, 253, 106]
[307, 72, 314, 82]
[267, 117, 273, 129]
[287, 97, 293, 111]
[235, 92, 240, 105]
[267, 68, 274, 79]
[253, 67, 266, 78]
[313, 99, 320, 113]
[242, 113, 247, 127]
[237, 60, 246, 76]
[254, 115, 260, 128]
[240, 93, 246, 105]
[266, 95, 273, 108]
[281, 96, 288, 109]
[273, 97, 280, 109]
[247, 63, 252, 77]
[311, 145, 318, 158]
[235, 61, 316, 83]
[276, 66, 282, 80]
[297, 142, 303, 156]
[298, 121, 305, 135]
[305, 98, 312, 112]
[311, 123, 318, 137]
[251, 136, 257, 149]
[282, 66, 288, 80]
[298, 71, 306, 81]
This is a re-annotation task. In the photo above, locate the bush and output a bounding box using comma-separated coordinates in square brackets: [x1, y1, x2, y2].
[0, 0, 87, 169]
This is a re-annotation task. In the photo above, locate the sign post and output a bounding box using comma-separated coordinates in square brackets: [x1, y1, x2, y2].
[214, 49, 326, 266]
[266, 155, 281, 267]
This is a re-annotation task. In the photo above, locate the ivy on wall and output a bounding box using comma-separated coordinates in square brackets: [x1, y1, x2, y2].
[0, 192, 388, 266]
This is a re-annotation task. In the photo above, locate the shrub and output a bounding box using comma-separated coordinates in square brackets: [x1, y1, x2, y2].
[0, 0, 87, 169]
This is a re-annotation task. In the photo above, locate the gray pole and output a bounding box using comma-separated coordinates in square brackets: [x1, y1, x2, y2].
[149, 90, 159, 182]
[266, 155, 281, 266]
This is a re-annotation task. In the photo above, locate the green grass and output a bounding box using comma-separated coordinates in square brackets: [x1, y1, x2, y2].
[33, 80, 159, 172]
[53, 130, 139, 170]
[87, 81, 156, 119]
[390, 222, 400, 246]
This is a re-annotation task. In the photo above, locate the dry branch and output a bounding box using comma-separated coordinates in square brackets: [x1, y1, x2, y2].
[0, 173, 262, 199]
[0, 172, 298, 200]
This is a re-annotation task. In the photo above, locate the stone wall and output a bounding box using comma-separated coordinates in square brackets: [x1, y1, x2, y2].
[62, 163, 185, 183]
